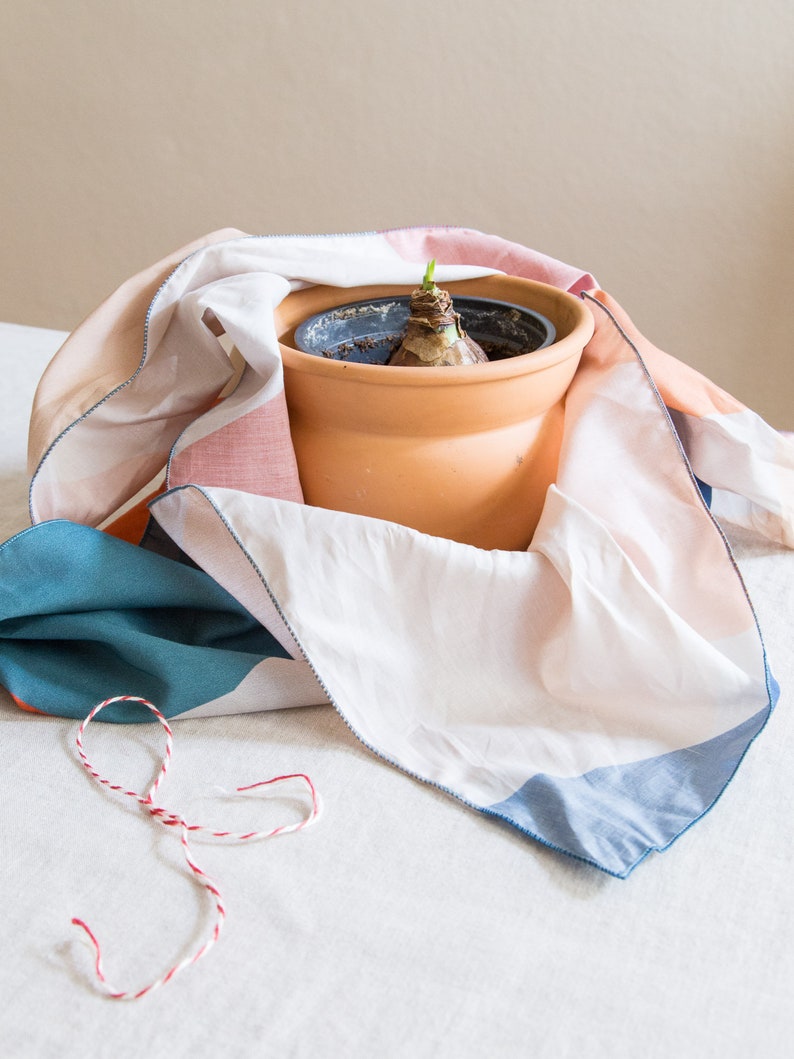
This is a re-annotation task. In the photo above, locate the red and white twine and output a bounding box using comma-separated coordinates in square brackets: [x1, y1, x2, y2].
[71, 694, 321, 1000]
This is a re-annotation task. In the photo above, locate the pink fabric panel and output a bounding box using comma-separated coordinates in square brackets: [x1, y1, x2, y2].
[168, 391, 304, 502]
[383, 227, 597, 295]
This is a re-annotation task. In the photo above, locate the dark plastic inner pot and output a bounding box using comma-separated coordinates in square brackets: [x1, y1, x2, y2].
[293, 296, 557, 365]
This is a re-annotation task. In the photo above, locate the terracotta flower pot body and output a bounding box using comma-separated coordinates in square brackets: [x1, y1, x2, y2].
[275, 275, 594, 551]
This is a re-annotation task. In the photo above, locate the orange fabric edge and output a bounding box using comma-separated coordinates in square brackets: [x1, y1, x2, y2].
[103, 481, 166, 544]
[7, 689, 45, 715]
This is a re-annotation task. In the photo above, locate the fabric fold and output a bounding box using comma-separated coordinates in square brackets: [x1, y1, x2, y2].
[3, 226, 791, 877]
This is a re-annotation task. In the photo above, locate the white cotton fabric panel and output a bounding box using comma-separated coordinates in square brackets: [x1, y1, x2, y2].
[670, 406, 794, 547]
[153, 481, 767, 807]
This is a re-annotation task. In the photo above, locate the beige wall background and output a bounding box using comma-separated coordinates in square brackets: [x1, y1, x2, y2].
[1, 0, 792, 426]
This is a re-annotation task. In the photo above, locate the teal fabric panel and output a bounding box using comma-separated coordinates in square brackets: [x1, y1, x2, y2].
[0, 520, 289, 721]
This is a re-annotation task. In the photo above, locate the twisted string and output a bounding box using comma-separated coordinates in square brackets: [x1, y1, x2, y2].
[71, 694, 321, 1000]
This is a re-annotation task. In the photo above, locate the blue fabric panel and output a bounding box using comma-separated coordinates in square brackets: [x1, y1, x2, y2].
[0, 520, 290, 721]
[486, 701, 775, 878]
[694, 475, 713, 508]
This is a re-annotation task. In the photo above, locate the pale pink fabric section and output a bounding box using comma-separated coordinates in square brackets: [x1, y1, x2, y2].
[168, 390, 303, 501]
[383, 226, 597, 295]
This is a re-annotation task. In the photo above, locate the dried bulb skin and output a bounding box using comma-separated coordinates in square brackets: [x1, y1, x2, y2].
[388, 283, 488, 367]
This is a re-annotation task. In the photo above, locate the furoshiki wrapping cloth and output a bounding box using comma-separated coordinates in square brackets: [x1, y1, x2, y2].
[3, 228, 792, 877]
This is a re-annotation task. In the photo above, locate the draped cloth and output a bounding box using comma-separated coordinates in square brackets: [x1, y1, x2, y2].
[3, 228, 792, 877]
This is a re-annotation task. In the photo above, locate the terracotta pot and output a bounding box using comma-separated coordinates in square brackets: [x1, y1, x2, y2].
[274, 275, 594, 551]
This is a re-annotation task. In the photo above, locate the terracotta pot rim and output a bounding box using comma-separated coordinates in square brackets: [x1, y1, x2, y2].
[278, 277, 594, 386]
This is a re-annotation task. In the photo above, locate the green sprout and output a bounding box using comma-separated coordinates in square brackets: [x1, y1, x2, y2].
[421, 259, 438, 292]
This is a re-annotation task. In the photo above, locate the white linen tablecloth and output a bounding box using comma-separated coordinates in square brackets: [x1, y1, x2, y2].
[2, 321, 793, 1058]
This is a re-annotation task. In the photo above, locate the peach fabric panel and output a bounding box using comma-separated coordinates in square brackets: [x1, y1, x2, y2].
[28, 228, 245, 475]
[587, 290, 745, 418]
